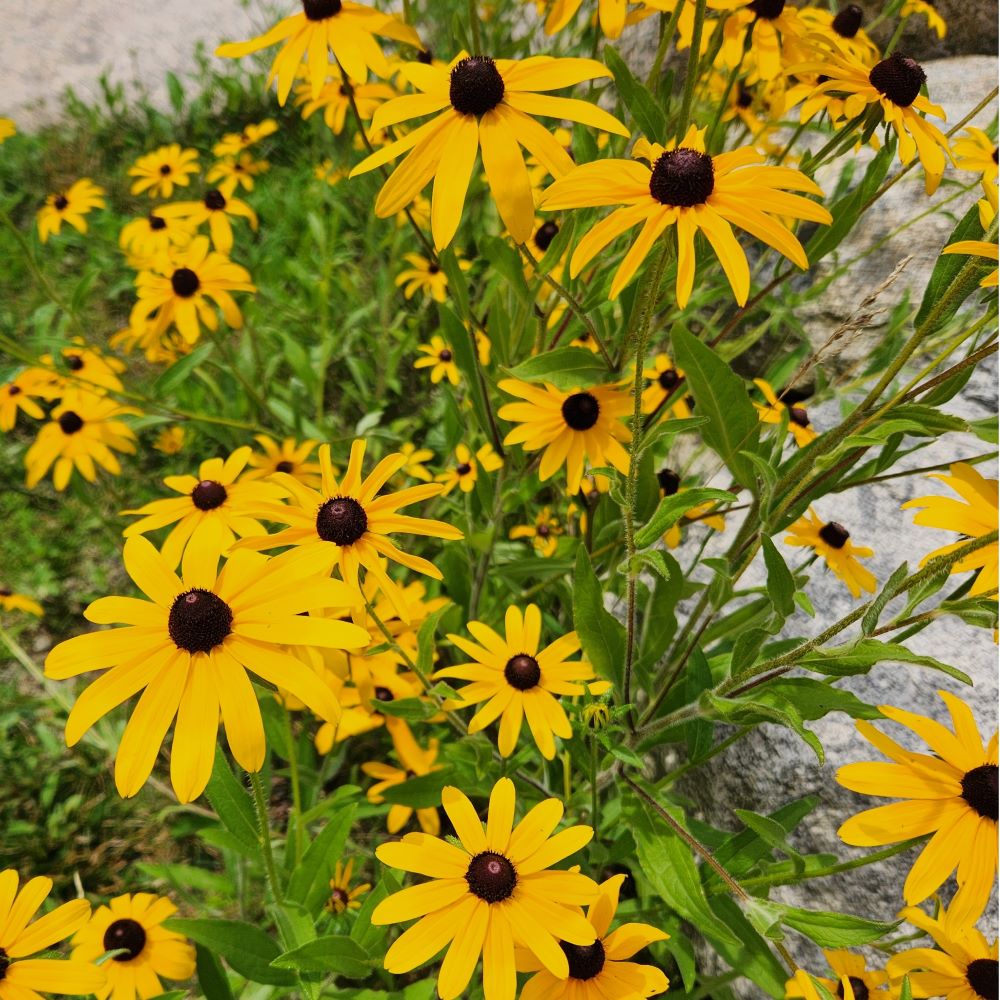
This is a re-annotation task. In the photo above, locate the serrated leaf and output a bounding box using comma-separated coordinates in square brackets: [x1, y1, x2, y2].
[271, 936, 373, 978]
[799, 638, 971, 684]
[378, 769, 453, 808]
[572, 547, 627, 694]
[635, 487, 734, 549]
[505, 347, 609, 390]
[166, 919, 294, 987]
[762, 536, 795, 618]
[203, 748, 258, 852]
[861, 561, 909, 636]
[780, 905, 898, 947]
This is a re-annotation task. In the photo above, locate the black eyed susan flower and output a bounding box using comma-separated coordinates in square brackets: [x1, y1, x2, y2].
[953, 128, 999, 185]
[887, 903, 997, 999]
[372, 777, 600, 1000]
[236, 439, 463, 619]
[40, 342, 126, 394]
[518, 873, 669, 999]
[45, 536, 369, 802]
[498, 379, 631, 494]
[212, 120, 279, 158]
[215, 1, 420, 105]
[902, 462, 999, 597]
[942, 189, 999, 289]
[0, 373, 47, 431]
[510, 506, 564, 557]
[128, 144, 200, 199]
[641, 353, 692, 419]
[36, 179, 105, 243]
[153, 426, 185, 455]
[156, 189, 258, 255]
[362, 727, 443, 835]
[130, 236, 256, 345]
[25, 390, 138, 491]
[436, 443, 503, 495]
[754, 378, 818, 447]
[540, 126, 832, 305]
[437, 604, 610, 759]
[901, 0, 947, 40]
[245, 434, 323, 488]
[326, 860, 372, 914]
[351, 53, 629, 249]
[0, 869, 105, 999]
[121, 446, 288, 569]
[399, 442, 435, 481]
[120, 211, 195, 270]
[414, 335, 461, 385]
[785, 949, 893, 1000]
[0, 588, 43, 616]
[714, 0, 806, 80]
[71, 892, 195, 1000]
[296, 78, 397, 134]
[539, 0, 631, 39]
[797, 4, 879, 66]
[784, 508, 875, 598]
[0, 118, 14, 143]
[206, 152, 271, 195]
[397, 253, 469, 303]
[837, 690, 998, 926]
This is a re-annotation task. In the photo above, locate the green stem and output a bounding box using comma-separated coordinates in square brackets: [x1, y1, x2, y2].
[645, 4, 685, 92]
[468, 0, 482, 52]
[249, 770, 285, 904]
[676, 0, 707, 139]
[282, 707, 306, 865]
[590, 735, 600, 836]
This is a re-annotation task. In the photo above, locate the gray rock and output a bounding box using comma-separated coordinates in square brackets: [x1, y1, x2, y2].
[854, 0, 999, 60]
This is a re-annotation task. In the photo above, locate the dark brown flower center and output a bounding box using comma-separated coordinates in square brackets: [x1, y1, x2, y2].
[993, 148, 999, 164]
[275, 460, 294, 473]
[450, 56, 505, 117]
[534, 220, 560, 252]
[649, 148, 715, 207]
[819, 522, 850, 549]
[657, 368, 680, 390]
[561, 939, 606, 980]
[65, 353, 84, 371]
[374, 686, 394, 702]
[204, 189, 227, 211]
[869, 53, 926, 108]
[0, 948, 8, 980]
[171, 267, 201, 298]
[456, 462, 473, 476]
[428, 263, 441, 274]
[191, 479, 228, 510]
[789, 406, 810, 428]
[537, 524, 551, 537]
[168, 589, 233, 653]
[330, 887, 350, 909]
[967, 960, 998, 1000]
[316, 496, 368, 545]
[303, 0, 342, 19]
[58, 410, 84, 435]
[54, 194, 69, 211]
[561, 391, 600, 431]
[159, 164, 172, 176]
[0, 588, 10, 597]
[837, 978, 869, 1000]
[749, 0, 785, 19]
[961, 764, 998, 821]
[657, 468, 681, 496]
[438, 348, 453, 361]
[504, 653, 541, 690]
[417, 48, 434, 64]
[466, 851, 517, 902]
[149, 213, 167, 231]
[832, 4, 863, 38]
[103, 918, 148, 961]
[736, 86, 753, 108]
[7, 386, 20, 396]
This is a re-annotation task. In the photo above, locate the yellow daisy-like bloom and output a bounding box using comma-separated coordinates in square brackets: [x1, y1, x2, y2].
[0, 869, 105, 1000]
[40, 342, 126, 394]
[785, 949, 893, 1000]
[641, 354, 692, 418]
[363, 727, 443, 835]
[901, 0, 947, 40]
[798, 50, 951, 194]
[372, 776, 600, 1000]
[215, 1, 420, 105]
[415, 334, 461, 385]
[0, 588, 44, 616]
[942, 189, 999, 289]
[837, 690, 998, 926]
[212, 120, 279, 159]
[296, 78, 396, 134]
[796, 5, 879, 66]
[153, 426, 185, 455]
[71, 893, 195, 1000]
[518, 873, 669, 999]
[326, 860, 371, 914]
[713, 0, 806, 80]
[244, 434, 322, 488]
[25, 390, 138, 491]
[887, 903, 997, 999]
[45, 536, 368, 802]
[902, 462, 999, 597]
[120, 211, 195, 270]
[540, 0, 631, 39]
[236, 439, 463, 619]
[540, 125, 832, 305]
[128, 144, 200, 199]
[0, 118, 15, 143]
[121, 446, 287, 569]
[753, 378, 818, 447]
[784, 508, 876, 598]
[436, 443, 504, 496]
[351, 52, 628, 249]
[953, 128, 998, 185]
[156, 189, 258, 255]
[498, 379, 631, 494]
[0, 373, 47, 431]
[131, 236, 256, 345]
[397, 253, 470, 302]
[510, 506, 563, 557]
[37, 178, 105, 243]
[207, 153, 270, 196]
[437, 604, 609, 759]
[399, 442, 435, 481]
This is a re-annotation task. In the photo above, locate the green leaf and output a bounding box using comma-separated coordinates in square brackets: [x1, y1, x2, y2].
[799, 638, 971, 684]
[286, 805, 357, 913]
[379, 769, 453, 808]
[440, 306, 492, 444]
[195, 946, 236, 1000]
[703, 691, 824, 762]
[572, 547, 627, 694]
[505, 347, 608, 390]
[154, 343, 213, 395]
[746, 678, 882, 723]
[635, 488, 734, 549]
[672, 328, 760, 488]
[375, 697, 440, 722]
[861, 561, 909, 636]
[761, 536, 795, 618]
[733, 809, 803, 868]
[271, 936, 373, 979]
[167, 919, 295, 987]
[351, 874, 400, 954]
[203, 748, 258, 852]
[603, 47, 666, 142]
[165, 71, 185, 113]
[416, 604, 451, 685]
[780, 906, 898, 947]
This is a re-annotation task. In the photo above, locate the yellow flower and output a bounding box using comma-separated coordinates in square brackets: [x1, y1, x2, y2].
[901, 0, 947, 40]
[498, 379, 631, 494]
[45, 536, 368, 801]
[902, 462, 999, 597]
[37, 178, 105, 242]
[510, 506, 563, 557]
[245, 434, 323, 488]
[518, 873, 669, 999]
[539, 0, 631, 39]
[399, 442, 435, 481]
[796, 5, 879, 66]
[754, 378, 818, 447]
[0, 118, 15, 143]
[953, 128, 998, 185]
[415, 335, 461, 384]
[351, 53, 628, 249]
[156, 188, 258, 255]
[437, 604, 609, 759]
[71, 893, 195, 1000]
[206, 152, 271, 195]
[784, 508, 876, 598]
[362, 726, 443, 835]
[296, 79, 397, 134]
[235, 439, 463, 619]
[326, 860, 372, 914]
[0, 372, 47, 431]
[25, 390, 138, 491]
[0, 869, 105, 999]
[39, 342, 126, 394]
[372, 777, 600, 1000]
[215, 1, 420, 105]
[642, 354, 692, 418]
[121, 446, 287, 569]
[128, 144, 200, 198]
[942, 186, 999, 289]
[397, 253, 470, 302]
[785, 949, 893, 1000]
[713, 0, 806, 80]
[153, 426, 185, 455]
[837, 690, 998, 926]
[540, 125, 831, 305]
[0, 588, 43, 616]
[120, 210, 195, 270]
[212, 120, 279, 158]
[436, 443, 504, 495]
[130, 236, 256, 345]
